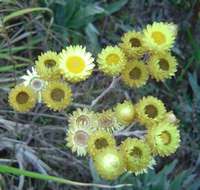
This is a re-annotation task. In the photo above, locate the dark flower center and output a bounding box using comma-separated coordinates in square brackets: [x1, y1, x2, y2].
[51, 88, 65, 102]
[16, 92, 29, 104]
[95, 138, 109, 149]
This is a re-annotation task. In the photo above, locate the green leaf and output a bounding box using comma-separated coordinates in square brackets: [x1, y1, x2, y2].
[103, 0, 128, 15]
[52, 0, 79, 26]
[150, 160, 177, 190]
[67, 4, 104, 29]
[158, 160, 177, 176]
[85, 23, 100, 54]
[170, 170, 188, 190]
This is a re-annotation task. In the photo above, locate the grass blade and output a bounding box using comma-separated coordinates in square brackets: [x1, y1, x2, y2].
[3, 7, 53, 27]
[0, 63, 27, 72]
[0, 164, 132, 189]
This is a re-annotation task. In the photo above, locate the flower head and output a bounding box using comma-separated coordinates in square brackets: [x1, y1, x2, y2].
[42, 81, 72, 111]
[66, 124, 95, 156]
[119, 31, 145, 58]
[143, 22, 177, 51]
[136, 96, 166, 126]
[120, 138, 152, 173]
[148, 51, 178, 81]
[121, 60, 149, 88]
[21, 67, 47, 103]
[96, 109, 123, 133]
[68, 108, 98, 128]
[114, 100, 135, 125]
[97, 46, 126, 76]
[93, 147, 125, 180]
[87, 130, 116, 158]
[59, 45, 94, 83]
[146, 121, 180, 157]
[134, 158, 156, 176]
[35, 51, 61, 80]
[9, 84, 37, 112]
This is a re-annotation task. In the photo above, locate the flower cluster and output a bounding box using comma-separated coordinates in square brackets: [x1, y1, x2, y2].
[8, 22, 181, 181]
[8, 45, 95, 112]
[66, 97, 180, 180]
[98, 22, 178, 87]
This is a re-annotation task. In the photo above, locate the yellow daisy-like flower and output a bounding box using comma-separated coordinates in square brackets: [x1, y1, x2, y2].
[136, 96, 166, 126]
[119, 31, 145, 58]
[114, 101, 135, 125]
[87, 130, 116, 158]
[93, 147, 125, 180]
[134, 158, 156, 176]
[146, 121, 180, 157]
[42, 81, 72, 111]
[121, 60, 149, 88]
[97, 46, 126, 76]
[68, 108, 97, 128]
[147, 111, 179, 129]
[35, 51, 61, 80]
[9, 84, 37, 112]
[143, 22, 176, 51]
[59, 45, 95, 83]
[66, 124, 95, 156]
[96, 109, 123, 133]
[120, 138, 152, 173]
[148, 51, 178, 81]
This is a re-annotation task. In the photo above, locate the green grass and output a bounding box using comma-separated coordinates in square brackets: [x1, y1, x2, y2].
[0, 164, 132, 189]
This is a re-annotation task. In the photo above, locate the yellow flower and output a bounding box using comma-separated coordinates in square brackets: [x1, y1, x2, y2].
[59, 45, 95, 83]
[9, 84, 37, 112]
[96, 109, 123, 133]
[42, 81, 72, 111]
[97, 46, 126, 76]
[68, 108, 97, 128]
[93, 147, 125, 180]
[119, 31, 145, 58]
[35, 51, 61, 80]
[146, 121, 180, 157]
[148, 51, 178, 81]
[120, 138, 152, 173]
[121, 60, 149, 88]
[146, 111, 179, 129]
[134, 158, 156, 176]
[143, 22, 177, 51]
[114, 100, 135, 125]
[136, 96, 166, 126]
[87, 130, 116, 158]
[66, 124, 95, 156]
